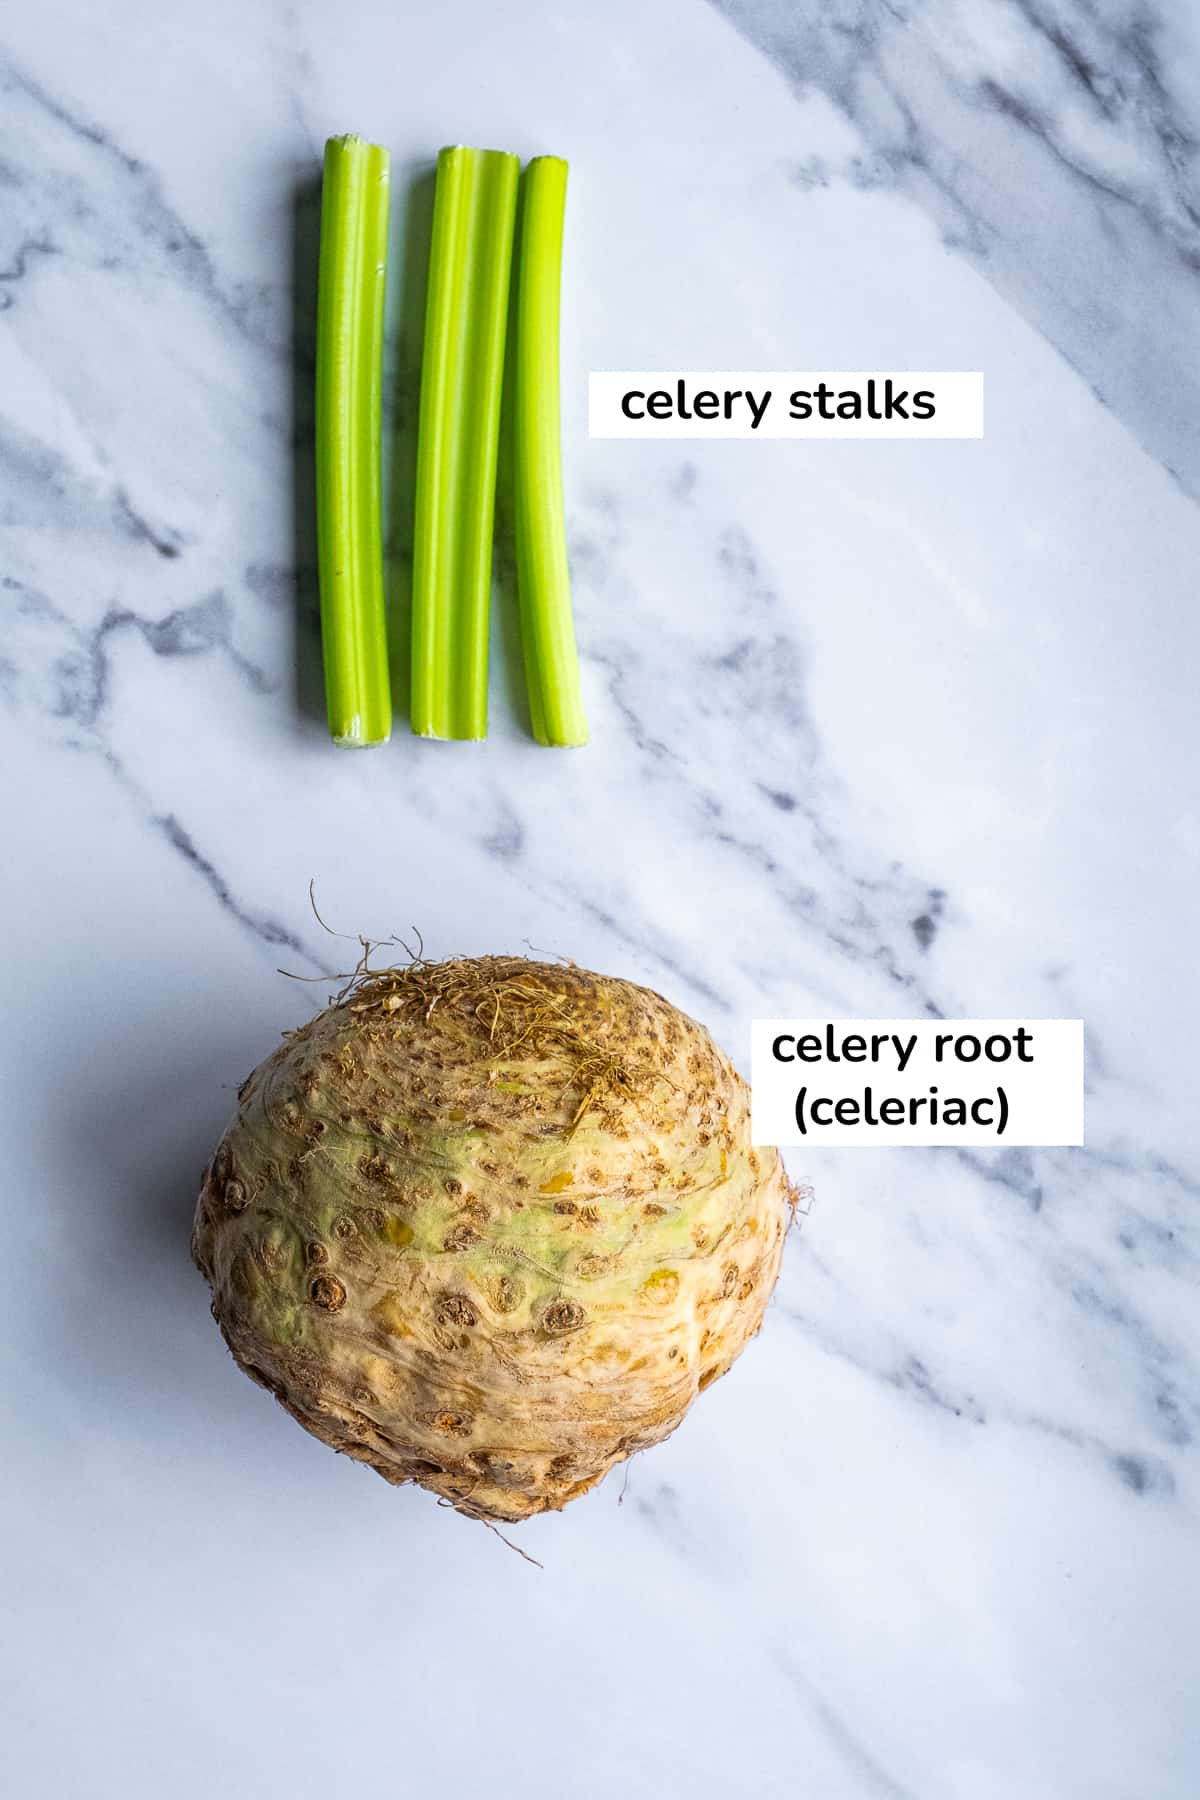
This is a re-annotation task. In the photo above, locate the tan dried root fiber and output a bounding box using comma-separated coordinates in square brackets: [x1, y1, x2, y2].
[192, 955, 798, 1523]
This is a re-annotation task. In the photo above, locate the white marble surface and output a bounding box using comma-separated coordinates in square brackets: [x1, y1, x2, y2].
[3, 2, 1199, 1795]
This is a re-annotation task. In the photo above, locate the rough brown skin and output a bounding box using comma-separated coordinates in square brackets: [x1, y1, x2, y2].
[192, 956, 795, 1522]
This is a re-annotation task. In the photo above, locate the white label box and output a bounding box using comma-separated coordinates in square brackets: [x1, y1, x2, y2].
[589, 372, 984, 439]
[751, 1019, 1084, 1147]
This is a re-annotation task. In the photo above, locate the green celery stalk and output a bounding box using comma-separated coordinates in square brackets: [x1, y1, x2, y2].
[412, 146, 520, 739]
[315, 134, 392, 746]
[513, 156, 587, 747]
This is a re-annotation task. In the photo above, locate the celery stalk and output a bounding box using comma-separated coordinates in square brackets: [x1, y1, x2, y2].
[513, 156, 587, 747]
[315, 135, 392, 746]
[412, 146, 520, 740]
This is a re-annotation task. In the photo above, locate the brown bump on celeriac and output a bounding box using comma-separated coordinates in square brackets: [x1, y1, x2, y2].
[223, 1177, 248, 1214]
[443, 1223, 479, 1252]
[540, 1298, 586, 1335]
[435, 1294, 478, 1329]
[431, 1411, 473, 1438]
[310, 1274, 347, 1311]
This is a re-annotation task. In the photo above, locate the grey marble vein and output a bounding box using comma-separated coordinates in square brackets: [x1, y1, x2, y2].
[708, 0, 1200, 494]
[2, 574, 318, 964]
[0, 55, 281, 348]
[782, 1294, 1187, 1495]
[777, 1654, 920, 1800]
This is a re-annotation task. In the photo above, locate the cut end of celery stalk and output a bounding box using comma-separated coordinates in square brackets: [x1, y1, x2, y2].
[412, 727, 486, 743]
[331, 717, 392, 748]
[315, 134, 393, 748]
[533, 720, 588, 748]
[512, 155, 588, 749]
[410, 145, 520, 742]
